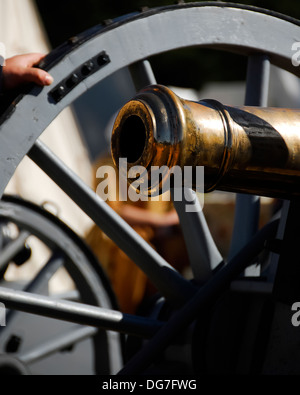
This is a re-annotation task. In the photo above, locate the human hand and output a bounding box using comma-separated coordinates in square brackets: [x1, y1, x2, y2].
[2, 53, 53, 91]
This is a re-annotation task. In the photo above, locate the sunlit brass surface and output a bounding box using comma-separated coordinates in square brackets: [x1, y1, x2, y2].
[111, 84, 300, 199]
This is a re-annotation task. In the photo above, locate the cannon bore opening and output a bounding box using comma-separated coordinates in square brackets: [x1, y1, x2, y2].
[119, 115, 147, 163]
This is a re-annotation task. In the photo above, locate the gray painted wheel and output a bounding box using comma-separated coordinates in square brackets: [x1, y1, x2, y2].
[0, 3, 298, 374]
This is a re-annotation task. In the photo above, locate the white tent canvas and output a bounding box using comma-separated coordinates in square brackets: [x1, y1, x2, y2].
[0, 0, 94, 284]
[0, 0, 93, 233]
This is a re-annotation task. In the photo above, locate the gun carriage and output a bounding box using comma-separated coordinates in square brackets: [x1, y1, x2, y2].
[0, 2, 299, 375]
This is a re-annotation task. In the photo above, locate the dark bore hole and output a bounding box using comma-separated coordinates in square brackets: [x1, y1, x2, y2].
[119, 115, 147, 163]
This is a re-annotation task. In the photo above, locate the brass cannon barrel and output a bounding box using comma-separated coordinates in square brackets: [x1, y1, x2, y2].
[111, 84, 300, 199]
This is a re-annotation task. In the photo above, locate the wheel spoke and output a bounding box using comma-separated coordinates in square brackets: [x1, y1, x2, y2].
[18, 325, 97, 365]
[245, 54, 271, 106]
[23, 251, 64, 295]
[129, 60, 157, 90]
[0, 230, 30, 273]
[27, 139, 197, 308]
[229, 54, 271, 264]
[0, 286, 163, 338]
[0, 252, 65, 344]
[172, 188, 223, 284]
[52, 290, 80, 301]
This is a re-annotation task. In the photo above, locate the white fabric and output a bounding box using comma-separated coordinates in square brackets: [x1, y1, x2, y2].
[0, 0, 94, 285]
[0, 0, 93, 236]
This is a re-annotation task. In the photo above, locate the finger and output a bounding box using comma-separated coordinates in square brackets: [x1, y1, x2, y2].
[22, 67, 54, 86]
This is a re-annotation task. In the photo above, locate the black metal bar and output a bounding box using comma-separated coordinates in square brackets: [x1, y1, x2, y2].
[19, 325, 97, 364]
[0, 286, 163, 338]
[118, 216, 279, 375]
[27, 140, 197, 308]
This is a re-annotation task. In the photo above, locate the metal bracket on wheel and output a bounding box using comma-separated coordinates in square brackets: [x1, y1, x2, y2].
[49, 51, 110, 103]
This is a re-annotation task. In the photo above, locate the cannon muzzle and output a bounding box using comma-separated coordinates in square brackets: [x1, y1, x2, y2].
[111, 84, 300, 199]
